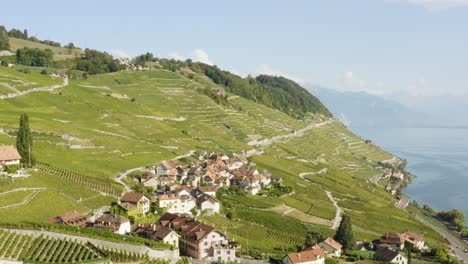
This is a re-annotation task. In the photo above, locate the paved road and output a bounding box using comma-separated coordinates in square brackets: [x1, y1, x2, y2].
[412, 214, 468, 262]
[247, 119, 334, 146]
[396, 195, 411, 210]
[325, 191, 342, 230]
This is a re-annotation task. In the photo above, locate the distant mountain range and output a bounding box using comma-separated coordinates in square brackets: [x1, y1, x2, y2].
[308, 86, 428, 128]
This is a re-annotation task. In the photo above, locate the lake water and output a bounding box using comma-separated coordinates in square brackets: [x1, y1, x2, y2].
[351, 126, 468, 221]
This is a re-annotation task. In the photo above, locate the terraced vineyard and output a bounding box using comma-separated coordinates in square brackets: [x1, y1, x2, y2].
[0, 230, 153, 263]
[0, 66, 449, 257]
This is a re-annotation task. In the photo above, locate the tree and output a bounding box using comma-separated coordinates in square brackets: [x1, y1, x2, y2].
[334, 215, 355, 250]
[16, 113, 34, 167]
[305, 231, 324, 248]
[0, 26, 10, 51]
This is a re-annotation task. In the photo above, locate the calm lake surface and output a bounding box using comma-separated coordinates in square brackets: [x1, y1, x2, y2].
[351, 126, 468, 221]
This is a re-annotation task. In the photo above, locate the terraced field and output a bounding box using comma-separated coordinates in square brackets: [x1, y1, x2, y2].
[0, 66, 449, 258]
[0, 230, 151, 263]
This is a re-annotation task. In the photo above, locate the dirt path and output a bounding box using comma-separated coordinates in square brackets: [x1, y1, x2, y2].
[0, 78, 68, 100]
[268, 204, 332, 226]
[0, 189, 44, 209]
[247, 119, 334, 147]
[326, 191, 342, 230]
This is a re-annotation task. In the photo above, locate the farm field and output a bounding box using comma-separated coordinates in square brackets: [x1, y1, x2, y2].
[0, 66, 450, 257]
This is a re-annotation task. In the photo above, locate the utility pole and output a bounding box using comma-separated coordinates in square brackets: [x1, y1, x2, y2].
[28, 143, 31, 168]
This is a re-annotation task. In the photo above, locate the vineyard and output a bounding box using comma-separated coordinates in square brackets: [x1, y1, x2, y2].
[36, 162, 123, 197]
[0, 229, 162, 263]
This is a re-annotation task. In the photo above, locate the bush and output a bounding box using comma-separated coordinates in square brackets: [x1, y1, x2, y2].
[40, 69, 48, 75]
[6, 165, 18, 174]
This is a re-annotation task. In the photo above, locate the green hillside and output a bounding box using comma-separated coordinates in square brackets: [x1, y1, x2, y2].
[9, 37, 83, 60]
[0, 66, 448, 258]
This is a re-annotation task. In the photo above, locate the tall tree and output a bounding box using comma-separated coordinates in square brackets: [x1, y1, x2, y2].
[0, 26, 10, 51]
[16, 113, 33, 166]
[305, 230, 324, 248]
[334, 215, 355, 250]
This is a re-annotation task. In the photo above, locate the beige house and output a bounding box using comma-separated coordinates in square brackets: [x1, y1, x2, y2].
[158, 193, 196, 215]
[318, 237, 343, 257]
[94, 214, 131, 235]
[400, 231, 425, 250]
[0, 145, 22, 168]
[134, 223, 180, 248]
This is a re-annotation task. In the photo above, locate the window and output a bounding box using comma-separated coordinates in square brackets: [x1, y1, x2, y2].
[204, 242, 208, 246]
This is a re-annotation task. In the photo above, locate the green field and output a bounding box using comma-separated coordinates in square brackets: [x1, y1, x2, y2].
[0, 66, 449, 257]
[9, 37, 83, 60]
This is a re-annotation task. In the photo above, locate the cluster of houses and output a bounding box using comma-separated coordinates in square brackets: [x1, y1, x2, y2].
[284, 230, 425, 264]
[49, 210, 239, 262]
[121, 152, 277, 217]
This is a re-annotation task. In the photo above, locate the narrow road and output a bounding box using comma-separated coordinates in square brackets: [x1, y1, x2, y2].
[325, 191, 342, 230]
[395, 195, 410, 210]
[247, 119, 334, 147]
[0, 78, 68, 100]
[412, 214, 468, 262]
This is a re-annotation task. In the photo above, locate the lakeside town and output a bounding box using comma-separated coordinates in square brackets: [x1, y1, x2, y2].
[1, 143, 449, 264]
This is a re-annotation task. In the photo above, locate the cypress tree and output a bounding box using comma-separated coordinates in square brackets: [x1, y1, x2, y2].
[16, 113, 33, 166]
[334, 215, 355, 250]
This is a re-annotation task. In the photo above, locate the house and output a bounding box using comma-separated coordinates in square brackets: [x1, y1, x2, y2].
[158, 193, 196, 215]
[318, 237, 343, 257]
[119, 192, 151, 217]
[0, 145, 22, 168]
[400, 231, 425, 250]
[283, 246, 326, 264]
[158, 214, 239, 262]
[374, 248, 407, 264]
[156, 160, 180, 176]
[392, 169, 404, 181]
[94, 214, 131, 235]
[196, 185, 218, 197]
[140, 171, 158, 187]
[379, 232, 405, 250]
[48, 210, 89, 227]
[134, 223, 180, 248]
[195, 193, 220, 215]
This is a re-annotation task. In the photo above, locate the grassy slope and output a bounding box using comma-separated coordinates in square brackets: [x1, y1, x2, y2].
[9, 37, 83, 60]
[0, 66, 62, 94]
[0, 67, 448, 257]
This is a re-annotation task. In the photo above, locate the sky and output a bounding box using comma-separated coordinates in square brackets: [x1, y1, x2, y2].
[2, 0, 468, 97]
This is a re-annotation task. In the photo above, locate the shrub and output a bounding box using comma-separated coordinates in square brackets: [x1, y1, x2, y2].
[41, 69, 48, 75]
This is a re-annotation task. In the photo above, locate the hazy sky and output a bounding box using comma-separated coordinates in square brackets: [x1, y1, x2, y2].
[2, 0, 468, 96]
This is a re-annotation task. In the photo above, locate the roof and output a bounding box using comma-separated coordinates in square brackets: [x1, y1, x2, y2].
[0, 145, 22, 161]
[158, 213, 178, 225]
[120, 192, 145, 203]
[400, 231, 424, 245]
[375, 249, 401, 262]
[157, 213, 224, 242]
[321, 237, 343, 250]
[95, 214, 129, 224]
[286, 246, 326, 264]
[48, 210, 88, 226]
[152, 225, 179, 240]
[161, 160, 180, 170]
[159, 193, 180, 201]
[196, 193, 219, 205]
[198, 185, 218, 193]
[381, 232, 404, 245]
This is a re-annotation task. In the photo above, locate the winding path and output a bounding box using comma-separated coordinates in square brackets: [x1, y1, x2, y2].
[0, 78, 68, 100]
[247, 119, 334, 147]
[326, 191, 342, 230]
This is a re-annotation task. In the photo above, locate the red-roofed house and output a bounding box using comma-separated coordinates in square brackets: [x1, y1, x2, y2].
[283, 246, 326, 264]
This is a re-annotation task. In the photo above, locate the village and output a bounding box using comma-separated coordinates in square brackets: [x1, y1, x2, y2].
[0, 144, 433, 264]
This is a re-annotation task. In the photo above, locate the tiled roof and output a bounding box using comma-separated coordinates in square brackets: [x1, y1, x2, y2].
[286, 246, 326, 264]
[0, 145, 22, 161]
[120, 192, 144, 203]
